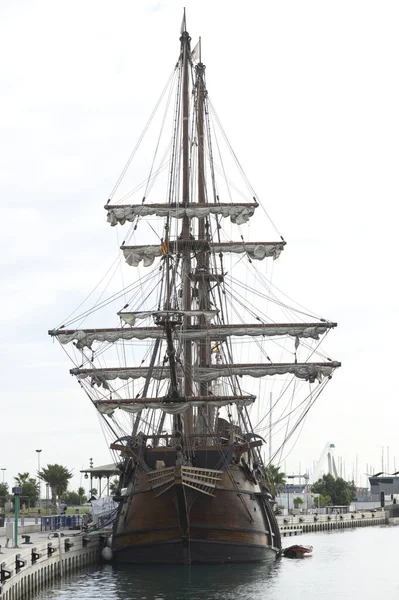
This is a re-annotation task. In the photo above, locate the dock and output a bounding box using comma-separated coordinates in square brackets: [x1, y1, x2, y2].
[277, 509, 386, 535]
[0, 520, 106, 600]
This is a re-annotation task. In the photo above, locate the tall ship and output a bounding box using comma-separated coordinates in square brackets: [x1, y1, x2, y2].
[49, 14, 340, 564]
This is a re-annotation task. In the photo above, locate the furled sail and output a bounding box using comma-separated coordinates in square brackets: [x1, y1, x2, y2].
[50, 322, 336, 349]
[106, 202, 258, 226]
[194, 362, 341, 384]
[71, 361, 340, 387]
[94, 394, 256, 415]
[121, 241, 286, 267]
[117, 310, 219, 326]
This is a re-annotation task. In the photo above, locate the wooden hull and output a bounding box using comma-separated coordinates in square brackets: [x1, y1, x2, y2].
[114, 539, 277, 564]
[112, 459, 281, 564]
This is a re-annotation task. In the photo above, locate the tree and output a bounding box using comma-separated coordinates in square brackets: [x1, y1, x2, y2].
[38, 464, 73, 505]
[14, 473, 39, 507]
[78, 487, 87, 505]
[109, 479, 119, 495]
[264, 464, 286, 497]
[311, 474, 356, 506]
[0, 482, 9, 508]
[64, 491, 81, 506]
[318, 494, 332, 508]
[293, 496, 304, 509]
[15, 473, 30, 485]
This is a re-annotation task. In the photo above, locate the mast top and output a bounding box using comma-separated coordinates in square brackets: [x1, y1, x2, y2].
[180, 8, 190, 40]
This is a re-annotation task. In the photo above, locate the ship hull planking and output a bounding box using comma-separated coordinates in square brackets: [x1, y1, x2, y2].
[112, 454, 281, 564]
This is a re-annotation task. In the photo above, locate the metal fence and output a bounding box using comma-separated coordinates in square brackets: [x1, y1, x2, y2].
[40, 515, 84, 531]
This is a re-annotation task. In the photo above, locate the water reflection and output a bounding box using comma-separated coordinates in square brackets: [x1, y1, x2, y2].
[35, 560, 281, 600]
[112, 561, 281, 600]
[34, 527, 399, 600]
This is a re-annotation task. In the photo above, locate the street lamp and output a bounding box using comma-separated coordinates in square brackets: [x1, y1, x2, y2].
[89, 458, 93, 499]
[12, 486, 22, 548]
[312, 493, 321, 510]
[36, 449, 42, 509]
[46, 483, 50, 515]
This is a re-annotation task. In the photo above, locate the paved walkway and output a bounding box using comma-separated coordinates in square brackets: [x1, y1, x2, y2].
[0, 528, 70, 560]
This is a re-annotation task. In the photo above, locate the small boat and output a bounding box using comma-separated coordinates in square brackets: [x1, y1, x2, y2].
[282, 544, 313, 558]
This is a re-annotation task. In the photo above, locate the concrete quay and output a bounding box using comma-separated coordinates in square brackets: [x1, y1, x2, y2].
[276, 509, 387, 535]
[0, 526, 105, 600]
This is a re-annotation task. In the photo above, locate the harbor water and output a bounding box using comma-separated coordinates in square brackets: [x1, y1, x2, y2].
[34, 526, 398, 599]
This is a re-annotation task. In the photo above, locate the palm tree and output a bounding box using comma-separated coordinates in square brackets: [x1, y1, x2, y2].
[264, 464, 286, 497]
[38, 464, 73, 505]
[15, 472, 30, 485]
[14, 473, 40, 507]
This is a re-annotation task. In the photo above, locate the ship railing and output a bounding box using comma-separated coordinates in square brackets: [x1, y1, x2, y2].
[140, 432, 246, 448]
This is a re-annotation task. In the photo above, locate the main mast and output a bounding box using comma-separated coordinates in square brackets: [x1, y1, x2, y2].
[195, 46, 214, 432]
[180, 17, 194, 435]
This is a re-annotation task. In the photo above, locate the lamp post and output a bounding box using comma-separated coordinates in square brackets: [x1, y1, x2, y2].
[46, 483, 50, 515]
[89, 458, 93, 499]
[36, 449, 42, 510]
[12, 486, 22, 548]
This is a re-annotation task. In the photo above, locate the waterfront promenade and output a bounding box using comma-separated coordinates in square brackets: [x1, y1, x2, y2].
[0, 521, 103, 600]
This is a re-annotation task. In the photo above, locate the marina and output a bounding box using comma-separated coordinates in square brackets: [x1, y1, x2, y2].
[0, 509, 389, 599]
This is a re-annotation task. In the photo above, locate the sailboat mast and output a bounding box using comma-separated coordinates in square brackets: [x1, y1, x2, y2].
[180, 23, 193, 434]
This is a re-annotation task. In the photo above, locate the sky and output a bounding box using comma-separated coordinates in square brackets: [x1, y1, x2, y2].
[0, 0, 398, 494]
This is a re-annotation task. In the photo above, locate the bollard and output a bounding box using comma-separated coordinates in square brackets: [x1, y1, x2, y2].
[22, 534, 32, 545]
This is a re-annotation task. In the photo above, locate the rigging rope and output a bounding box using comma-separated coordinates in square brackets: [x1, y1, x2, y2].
[107, 68, 177, 202]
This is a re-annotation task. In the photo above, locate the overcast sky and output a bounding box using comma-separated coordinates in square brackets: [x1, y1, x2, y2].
[1, 0, 398, 494]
